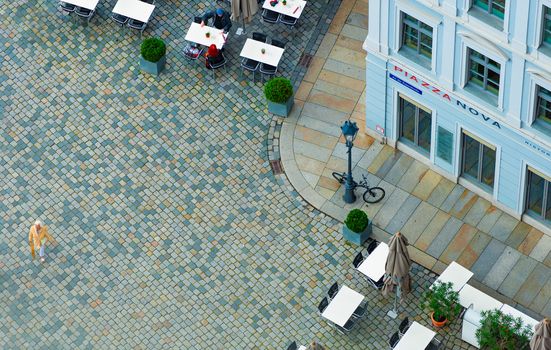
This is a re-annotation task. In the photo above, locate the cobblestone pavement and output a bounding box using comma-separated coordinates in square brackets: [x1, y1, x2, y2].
[2, 0, 474, 348]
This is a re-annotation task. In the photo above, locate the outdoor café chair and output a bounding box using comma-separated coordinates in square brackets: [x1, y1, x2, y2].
[241, 58, 260, 82]
[366, 240, 378, 255]
[262, 9, 280, 24]
[327, 282, 339, 300]
[367, 275, 385, 290]
[128, 19, 147, 38]
[335, 318, 356, 335]
[141, 0, 155, 4]
[259, 62, 278, 82]
[398, 316, 409, 337]
[388, 331, 400, 349]
[352, 303, 367, 319]
[194, 16, 202, 24]
[425, 338, 442, 350]
[279, 14, 298, 28]
[75, 7, 95, 23]
[352, 252, 364, 268]
[271, 38, 286, 49]
[286, 341, 297, 350]
[252, 32, 268, 43]
[59, 2, 76, 13]
[111, 13, 128, 26]
[208, 53, 227, 80]
[317, 297, 328, 315]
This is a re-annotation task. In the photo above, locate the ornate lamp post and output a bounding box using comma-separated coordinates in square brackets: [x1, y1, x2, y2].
[341, 120, 359, 203]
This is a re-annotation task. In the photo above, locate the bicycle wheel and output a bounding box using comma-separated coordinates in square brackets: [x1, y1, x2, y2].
[332, 171, 345, 184]
[363, 187, 385, 203]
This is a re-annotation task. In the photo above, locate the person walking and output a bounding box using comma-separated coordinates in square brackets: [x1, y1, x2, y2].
[29, 220, 53, 263]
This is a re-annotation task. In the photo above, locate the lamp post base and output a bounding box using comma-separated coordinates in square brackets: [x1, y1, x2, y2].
[343, 186, 356, 203]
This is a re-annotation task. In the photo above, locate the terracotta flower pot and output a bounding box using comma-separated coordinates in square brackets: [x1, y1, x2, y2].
[430, 312, 448, 327]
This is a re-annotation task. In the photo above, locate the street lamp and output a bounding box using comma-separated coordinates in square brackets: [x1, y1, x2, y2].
[341, 120, 359, 203]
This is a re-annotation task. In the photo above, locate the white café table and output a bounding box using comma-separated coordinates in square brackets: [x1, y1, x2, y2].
[394, 321, 436, 350]
[184, 22, 226, 49]
[431, 261, 473, 292]
[63, 0, 99, 11]
[239, 39, 285, 67]
[459, 284, 503, 312]
[112, 0, 155, 23]
[262, 0, 307, 18]
[357, 242, 389, 281]
[500, 304, 539, 330]
[321, 285, 364, 327]
[298, 346, 307, 350]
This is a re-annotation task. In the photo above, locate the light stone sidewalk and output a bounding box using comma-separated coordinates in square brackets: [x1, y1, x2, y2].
[279, 0, 551, 320]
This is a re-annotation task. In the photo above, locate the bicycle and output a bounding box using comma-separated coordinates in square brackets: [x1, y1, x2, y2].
[332, 172, 386, 203]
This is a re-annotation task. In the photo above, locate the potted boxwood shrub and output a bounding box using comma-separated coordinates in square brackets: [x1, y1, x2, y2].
[140, 37, 166, 75]
[342, 209, 372, 245]
[475, 309, 533, 350]
[264, 77, 294, 117]
[420, 281, 461, 327]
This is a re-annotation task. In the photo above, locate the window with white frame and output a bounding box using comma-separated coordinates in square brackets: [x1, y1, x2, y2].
[399, 12, 433, 68]
[535, 85, 551, 130]
[466, 48, 501, 102]
[525, 168, 551, 225]
[542, 6, 551, 48]
[469, 0, 506, 29]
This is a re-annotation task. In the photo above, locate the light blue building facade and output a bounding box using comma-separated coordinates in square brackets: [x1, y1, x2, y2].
[364, 0, 551, 233]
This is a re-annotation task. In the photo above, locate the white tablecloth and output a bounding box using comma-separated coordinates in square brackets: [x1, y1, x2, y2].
[239, 39, 285, 67]
[432, 261, 473, 292]
[112, 0, 155, 22]
[321, 285, 364, 327]
[394, 321, 436, 350]
[357, 242, 389, 281]
[262, 0, 306, 18]
[63, 0, 99, 11]
[184, 22, 226, 49]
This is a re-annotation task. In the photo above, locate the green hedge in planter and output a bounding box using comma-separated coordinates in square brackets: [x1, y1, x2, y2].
[344, 209, 368, 233]
[141, 38, 166, 63]
[475, 309, 533, 350]
[420, 281, 461, 323]
[264, 77, 293, 103]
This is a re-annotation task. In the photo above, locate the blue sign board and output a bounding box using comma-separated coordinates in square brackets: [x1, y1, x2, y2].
[389, 73, 422, 95]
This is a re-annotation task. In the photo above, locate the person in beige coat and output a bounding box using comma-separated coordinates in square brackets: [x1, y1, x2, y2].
[29, 220, 53, 263]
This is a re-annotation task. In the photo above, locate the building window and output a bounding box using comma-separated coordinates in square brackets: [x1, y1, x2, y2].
[466, 48, 501, 101]
[461, 132, 496, 191]
[542, 6, 551, 47]
[535, 85, 551, 130]
[400, 13, 433, 63]
[526, 169, 551, 225]
[472, 0, 506, 20]
[399, 95, 432, 155]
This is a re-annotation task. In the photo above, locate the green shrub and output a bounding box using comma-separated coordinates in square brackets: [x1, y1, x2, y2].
[264, 77, 293, 103]
[344, 209, 368, 233]
[476, 309, 533, 350]
[141, 38, 166, 62]
[420, 281, 461, 322]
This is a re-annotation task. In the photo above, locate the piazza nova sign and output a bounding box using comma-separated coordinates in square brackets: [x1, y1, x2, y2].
[389, 65, 502, 129]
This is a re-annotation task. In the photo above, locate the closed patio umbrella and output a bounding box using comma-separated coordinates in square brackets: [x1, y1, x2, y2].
[231, 0, 258, 34]
[530, 318, 551, 350]
[382, 232, 412, 319]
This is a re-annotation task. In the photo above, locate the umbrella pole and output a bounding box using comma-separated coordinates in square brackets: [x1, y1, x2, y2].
[387, 281, 399, 319]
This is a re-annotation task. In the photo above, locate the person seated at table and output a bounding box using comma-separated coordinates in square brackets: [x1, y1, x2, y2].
[204, 44, 223, 69]
[201, 8, 232, 33]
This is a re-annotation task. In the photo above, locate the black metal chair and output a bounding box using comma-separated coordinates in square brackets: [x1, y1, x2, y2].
[328, 282, 339, 300]
[352, 252, 364, 268]
[367, 275, 385, 290]
[398, 316, 409, 337]
[111, 13, 128, 26]
[128, 19, 147, 37]
[141, 0, 154, 4]
[241, 58, 260, 81]
[59, 2, 76, 13]
[207, 53, 227, 79]
[367, 240, 378, 254]
[193, 16, 202, 24]
[335, 318, 356, 334]
[425, 338, 442, 350]
[75, 7, 94, 23]
[286, 341, 297, 350]
[271, 38, 286, 48]
[352, 304, 367, 319]
[317, 297, 328, 315]
[262, 9, 280, 23]
[279, 14, 298, 27]
[184, 44, 203, 62]
[388, 331, 400, 349]
[252, 32, 268, 43]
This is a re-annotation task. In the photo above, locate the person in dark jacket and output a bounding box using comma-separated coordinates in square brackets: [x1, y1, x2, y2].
[201, 8, 232, 33]
[205, 44, 224, 69]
